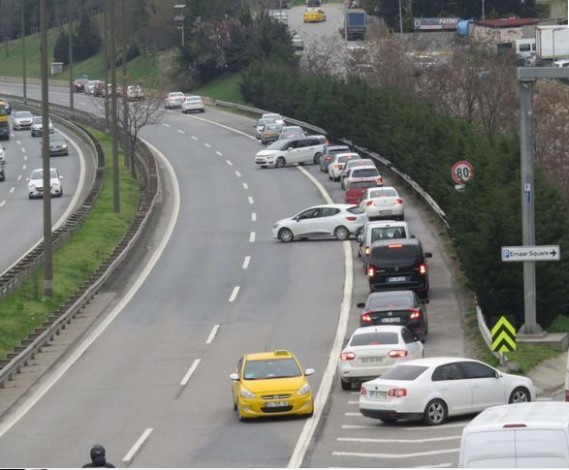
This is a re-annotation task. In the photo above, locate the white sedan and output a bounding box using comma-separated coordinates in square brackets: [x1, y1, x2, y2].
[181, 95, 205, 113]
[165, 91, 186, 109]
[338, 325, 424, 391]
[359, 357, 536, 425]
[28, 167, 63, 199]
[360, 186, 404, 221]
[273, 204, 366, 242]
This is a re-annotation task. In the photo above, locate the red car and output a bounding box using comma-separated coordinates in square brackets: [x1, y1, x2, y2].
[344, 178, 382, 204]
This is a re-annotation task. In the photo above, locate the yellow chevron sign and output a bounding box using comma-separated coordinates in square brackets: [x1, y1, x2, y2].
[491, 316, 517, 352]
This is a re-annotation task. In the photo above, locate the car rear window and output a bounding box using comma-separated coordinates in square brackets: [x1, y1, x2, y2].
[370, 226, 407, 242]
[370, 244, 421, 265]
[349, 181, 377, 189]
[351, 332, 398, 346]
[327, 146, 350, 155]
[352, 168, 379, 178]
[380, 365, 428, 381]
[368, 188, 398, 198]
[368, 292, 414, 309]
[347, 206, 364, 214]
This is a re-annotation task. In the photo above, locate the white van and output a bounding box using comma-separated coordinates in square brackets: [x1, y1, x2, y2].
[459, 402, 569, 468]
[515, 38, 536, 60]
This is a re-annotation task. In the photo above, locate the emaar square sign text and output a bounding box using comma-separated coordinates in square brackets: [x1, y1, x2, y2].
[501, 245, 561, 262]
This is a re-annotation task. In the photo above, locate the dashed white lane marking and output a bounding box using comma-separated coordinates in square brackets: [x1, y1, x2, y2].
[17, 175, 22, 181]
[204, 143, 211, 148]
[163, 123, 171, 128]
[226, 160, 233, 166]
[347, 401, 358, 405]
[337, 436, 461, 444]
[248, 196, 254, 205]
[123, 427, 153, 464]
[242, 256, 251, 270]
[333, 449, 459, 459]
[16, 140, 21, 146]
[205, 325, 220, 345]
[180, 358, 201, 386]
[177, 129, 185, 134]
[0, 201, 5, 208]
[341, 422, 466, 431]
[344, 412, 361, 416]
[22, 164, 26, 170]
[228, 286, 240, 302]
[249, 232, 256, 243]
[251, 212, 257, 222]
[23, 155, 27, 161]
[9, 187, 15, 194]
[235, 170, 241, 177]
[191, 136, 198, 141]
[216, 151, 223, 156]
[242, 182, 248, 190]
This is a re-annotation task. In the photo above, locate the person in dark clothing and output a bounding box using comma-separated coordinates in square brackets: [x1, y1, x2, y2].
[83, 444, 115, 468]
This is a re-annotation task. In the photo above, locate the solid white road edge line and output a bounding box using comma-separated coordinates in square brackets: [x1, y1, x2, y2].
[341, 422, 467, 431]
[122, 427, 154, 464]
[332, 449, 460, 459]
[205, 325, 220, 344]
[415, 463, 453, 468]
[0, 141, 180, 440]
[180, 358, 201, 386]
[228, 286, 240, 302]
[242, 256, 251, 270]
[337, 436, 461, 443]
[288, 167, 347, 469]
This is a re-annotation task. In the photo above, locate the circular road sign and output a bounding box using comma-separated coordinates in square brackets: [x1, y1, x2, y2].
[451, 160, 474, 185]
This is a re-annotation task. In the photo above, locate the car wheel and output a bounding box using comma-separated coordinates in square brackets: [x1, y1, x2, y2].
[423, 399, 447, 426]
[278, 228, 294, 242]
[340, 378, 351, 391]
[509, 387, 531, 404]
[313, 152, 322, 164]
[379, 417, 398, 424]
[275, 157, 286, 168]
[59, 189, 63, 197]
[334, 226, 350, 241]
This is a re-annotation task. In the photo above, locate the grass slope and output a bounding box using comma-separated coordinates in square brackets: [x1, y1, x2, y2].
[192, 73, 243, 103]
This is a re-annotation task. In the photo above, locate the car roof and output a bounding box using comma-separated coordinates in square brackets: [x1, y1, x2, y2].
[352, 325, 406, 335]
[398, 356, 481, 367]
[304, 203, 359, 210]
[244, 350, 296, 361]
[464, 402, 569, 430]
[169, 91, 184, 95]
[370, 238, 420, 248]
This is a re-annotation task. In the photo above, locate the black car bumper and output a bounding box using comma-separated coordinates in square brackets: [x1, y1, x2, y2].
[360, 408, 423, 421]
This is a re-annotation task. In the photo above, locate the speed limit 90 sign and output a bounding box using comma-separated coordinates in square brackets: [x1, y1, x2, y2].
[451, 160, 474, 185]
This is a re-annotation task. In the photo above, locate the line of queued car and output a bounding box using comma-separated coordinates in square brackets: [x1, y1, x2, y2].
[73, 77, 145, 100]
[241, 112, 537, 426]
[164, 92, 205, 113]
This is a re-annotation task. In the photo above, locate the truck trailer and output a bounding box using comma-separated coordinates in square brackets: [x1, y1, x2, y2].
[536, 25, 569, 60]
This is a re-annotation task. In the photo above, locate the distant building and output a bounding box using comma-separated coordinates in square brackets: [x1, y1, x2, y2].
[471, 17, 540, 53]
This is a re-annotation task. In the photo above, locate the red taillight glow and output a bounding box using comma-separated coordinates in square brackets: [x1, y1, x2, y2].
[409, 308, 422, 320]
[367, 266, 375, 277]
[361, 312, 372, 323]
[388, 388, 407, 397]
[346, 216, 357, 221]
[360, 386, 367, 395]
[324, 155, 332, 161]
[388, 350, 408, 358]
[341, 351, 356, 361]
[503, 424, 527, 428]
[395, 198, 403, 205]
[366, 200, 374, 206]
[419, 263, 427, 275]
[388, 244, 403, 248]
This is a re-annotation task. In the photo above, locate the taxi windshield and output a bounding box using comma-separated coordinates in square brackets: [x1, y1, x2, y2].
[243, 358, 301, 380]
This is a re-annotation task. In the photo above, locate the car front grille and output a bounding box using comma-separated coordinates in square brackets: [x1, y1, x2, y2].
[261, 394, 292, 400]
[261, 405, 294, 413]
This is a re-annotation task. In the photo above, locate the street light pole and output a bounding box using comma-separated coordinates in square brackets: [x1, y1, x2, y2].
[21, 0, 27, 104]
[110, 0, 120, 213]
[482, 0, 485, 20]
[174, 4, 186, 48]
[398, 0, 403, 33]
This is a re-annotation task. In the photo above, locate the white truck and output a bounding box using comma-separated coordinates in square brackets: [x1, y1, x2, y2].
[536, 25, 569, 60]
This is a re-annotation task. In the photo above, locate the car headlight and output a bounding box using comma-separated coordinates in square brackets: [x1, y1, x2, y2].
[297, 383, 311, 395]
[240, 387, 255, 399]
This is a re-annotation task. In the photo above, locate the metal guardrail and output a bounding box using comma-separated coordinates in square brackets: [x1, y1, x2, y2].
[0, 95, 158, 387]
[212, 99, 501, 359]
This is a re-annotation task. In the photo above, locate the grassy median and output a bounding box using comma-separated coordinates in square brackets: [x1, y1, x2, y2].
[0, 129, 139, 361]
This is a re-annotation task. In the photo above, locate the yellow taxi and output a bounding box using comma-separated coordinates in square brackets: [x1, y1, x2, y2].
[303, 8, 326, 23]
[230, 350, 315, 421]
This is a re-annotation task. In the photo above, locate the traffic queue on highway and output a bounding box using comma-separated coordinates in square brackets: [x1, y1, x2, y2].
[229, 112, 539, 431]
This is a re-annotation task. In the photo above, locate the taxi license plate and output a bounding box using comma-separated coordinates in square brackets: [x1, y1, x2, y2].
[388, 276, 406, 282]
[369, 390, 387, 398]
[382, 317, 400, 323]
[361, 357, 383, 363]
[266, 401, 289, 408]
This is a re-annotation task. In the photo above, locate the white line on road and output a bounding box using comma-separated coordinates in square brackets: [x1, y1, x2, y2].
[177, 129, 185, 134]
[23, 155, 27, 161]
[344, 413, 361, 416]
[16, 140, 21, 146]
[9, 187, 14, 193]
[22, 164, 26, 170]
[0, 201, 5, 208]
[242, 182, 248, 189]
[341, 422, 467, 431]
[337, 436, 461, 444]
[248, 196, 254, 205]
[17, 175, 22, 181]
[242, 256, 251, 270]
[347, 401, 358, 405]
[216, 151, 223, 156]
[191, 135, 198, 140]
[332, 449, 460, 459]
[180, 358, 201, 386]
[226, 160, 233, 166]
[204, 143, 211, 148]
[249, 232, 256, 243]
[123, 428, 153, 464]
[415, 463, 454, 468]
[163, 123, 171, 128]
[251, 212, 257, 222]
[229, 286, 240, 302]
[205, 325, 220, 344]
[235, 170, 241, 177]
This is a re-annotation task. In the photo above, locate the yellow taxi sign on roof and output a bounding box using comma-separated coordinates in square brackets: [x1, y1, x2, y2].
[274, 349, 291, 356]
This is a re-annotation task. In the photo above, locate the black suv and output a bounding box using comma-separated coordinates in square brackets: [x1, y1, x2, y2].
[366, 238, 432, 299]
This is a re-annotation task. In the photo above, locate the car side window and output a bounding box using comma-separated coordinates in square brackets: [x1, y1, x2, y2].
[432, 363, 464, 381]
[287, 141, 297, 149]
[321, 208, 340, 217]
[401, 328, 413, 344]
[298, 208, 320, 219]
[460, 361, 496, 379]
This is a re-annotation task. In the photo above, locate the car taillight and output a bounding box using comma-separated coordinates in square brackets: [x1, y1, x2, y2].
[419, 263, 427, 275]
[367, 266, 375, 277]
[366, 200, 374, 206]
[360, 386, 367, 395]
[361, 312, 372, 323]
[324, 155, 332, 161]
[346, 216, 357, 221]
[395, 198, 403, 205]
[388, 350, 408, 358]
[409, 308, 422, 320]
[341, 351, 356, 361]
[503, 424, 527, 428]
[334, 164, 341, 168]
[376, 177, 383, 185]
[388, 388, 407, 397]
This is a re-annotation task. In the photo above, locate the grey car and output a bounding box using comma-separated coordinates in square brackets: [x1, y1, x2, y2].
[31, 116, 54, 137]
[47, 133, 69, 156]
[12, 111, 34, 130]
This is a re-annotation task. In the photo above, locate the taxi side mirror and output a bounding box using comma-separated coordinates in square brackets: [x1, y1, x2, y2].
[305, 368, 315, 376]
[229, 373, 239, 381]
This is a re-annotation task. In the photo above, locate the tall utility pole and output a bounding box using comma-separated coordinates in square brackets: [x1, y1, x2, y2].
[21, 0, 27, 104]
[40, 0, 53, 297]
[68, 0, 74, 111]
[103, 0, 110, 134]
[110, 0, 120, 213]
[122, 0, 130, 174]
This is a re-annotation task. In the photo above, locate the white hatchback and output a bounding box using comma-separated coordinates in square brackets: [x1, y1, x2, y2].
[273, 203, 366, 242]
[338, 325, 424, 391]
[28, 167, 63, 199]
[328, 152, 360, 181]
[360, 186, 405, 221]
[359, 357, 536, 425]
[181, 95, 205, 113]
